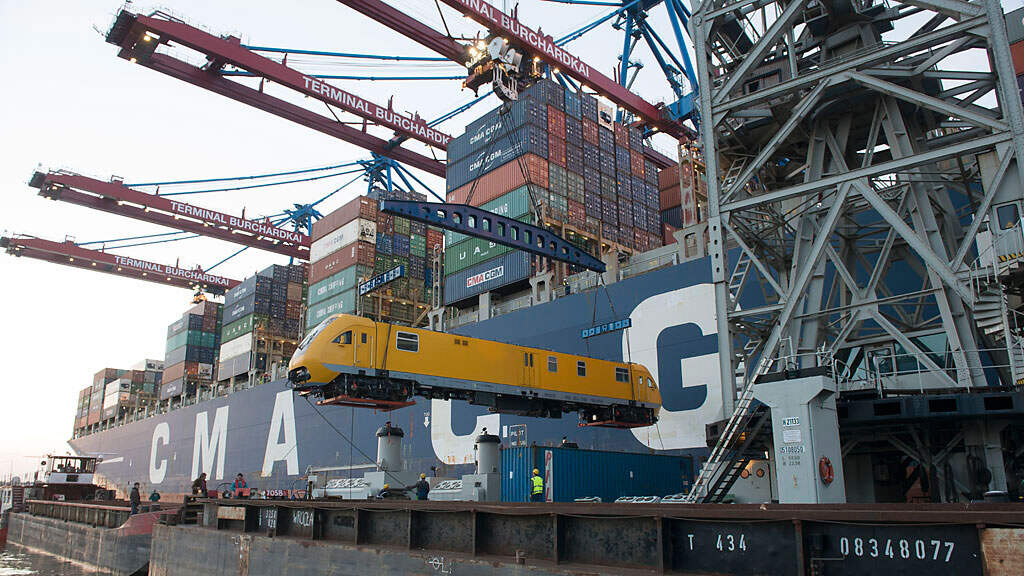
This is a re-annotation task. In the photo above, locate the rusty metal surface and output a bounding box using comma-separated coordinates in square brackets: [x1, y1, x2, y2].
[981, 528, 1024, 576]
[410, 509, 473, 554]
[200, 498, 1024, 525]
[198, 499, 1023, 574]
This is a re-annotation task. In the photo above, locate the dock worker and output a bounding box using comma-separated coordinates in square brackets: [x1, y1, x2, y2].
[376, 483, 392, 499]
[412, 473, 430, 500]
[148, 489, 161, 511]
[233, 473, 248, 493]
[129, 482, 141, 515]
[530, 469, 544, 502]
[191, 472, 208, 497]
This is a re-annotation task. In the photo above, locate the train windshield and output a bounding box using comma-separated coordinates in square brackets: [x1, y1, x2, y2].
[298, 317, 336, 352]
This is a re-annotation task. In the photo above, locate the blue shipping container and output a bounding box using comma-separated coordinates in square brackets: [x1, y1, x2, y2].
[502, 445, 694, 503]
[442, 250, 533, 305]
[224, 275, 273, 308]
[446, 123, 548, 192]
[453, 96, 548, 163]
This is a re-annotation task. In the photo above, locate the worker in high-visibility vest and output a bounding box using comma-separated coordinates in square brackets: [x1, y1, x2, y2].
[530, 468, 544, 502]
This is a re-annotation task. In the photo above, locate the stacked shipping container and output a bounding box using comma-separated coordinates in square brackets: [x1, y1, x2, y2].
[217, 264, 307, 383]
[443, 79, 664, 305]
[307, 190, 441, 329]
[161, 301, 222, 401]
[75, 360, 163, 436]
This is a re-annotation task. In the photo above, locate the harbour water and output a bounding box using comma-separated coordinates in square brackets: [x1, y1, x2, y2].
[0, 547, 103, 576]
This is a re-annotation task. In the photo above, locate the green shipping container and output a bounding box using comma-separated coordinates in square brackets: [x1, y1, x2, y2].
[221, 314, 258, 342]
[308, 266, 358, 306]
[394, 217, 410, 235]
[305, 288, 357, 330]
[445, 185, 536, 246]
[200, 332, 218, 349]
[165, 329, 208, 353]
[409, 234, 427, 256]
[444, 238, 512, 275]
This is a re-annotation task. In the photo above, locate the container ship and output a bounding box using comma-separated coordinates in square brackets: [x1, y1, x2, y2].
[68, 250, 716, 497]
[63, 76, 721, 498]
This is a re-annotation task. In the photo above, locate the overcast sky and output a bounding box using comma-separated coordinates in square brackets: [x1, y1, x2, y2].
[0, 0, 699, 478]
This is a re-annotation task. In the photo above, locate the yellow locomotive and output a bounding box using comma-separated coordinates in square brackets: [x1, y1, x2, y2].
[289, 314, 661, 428]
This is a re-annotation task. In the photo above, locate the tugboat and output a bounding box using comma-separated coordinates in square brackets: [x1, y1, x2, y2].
[27, 455, 107, 501]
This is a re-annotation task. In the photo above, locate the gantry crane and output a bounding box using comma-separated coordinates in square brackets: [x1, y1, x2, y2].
[29, 171, 310, 260]
[0, 235, 240, 294]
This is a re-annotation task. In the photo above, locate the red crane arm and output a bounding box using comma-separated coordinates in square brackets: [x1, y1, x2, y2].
[140, 53, 445, 177]
[333, 0, 467, 62]
[29, 171, 310, 260]
[333, 0, 685, 152]
[0, 236, 240, 295]
[110, 10, 452, 150]
[439, 0, 679, 137]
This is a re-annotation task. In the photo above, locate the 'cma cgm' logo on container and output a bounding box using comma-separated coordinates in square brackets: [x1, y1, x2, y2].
[466, 265, 504, 288]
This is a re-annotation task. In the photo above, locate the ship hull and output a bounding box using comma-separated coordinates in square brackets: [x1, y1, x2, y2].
[71, 256, 723, 496]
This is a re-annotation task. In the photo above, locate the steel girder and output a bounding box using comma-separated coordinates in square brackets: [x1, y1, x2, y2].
[688, 0, 1024, 498]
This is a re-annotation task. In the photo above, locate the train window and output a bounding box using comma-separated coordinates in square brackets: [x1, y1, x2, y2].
[332, 331, 352, 345]
[396, 331, 419, 352]
[524, 353, 529, 367]
[615, 367, 629, 383]
[997, 203, 1020, 230]
[577, 361, 586, 377]
[548, 356, 557, 372]
[361, 333, 367, 344]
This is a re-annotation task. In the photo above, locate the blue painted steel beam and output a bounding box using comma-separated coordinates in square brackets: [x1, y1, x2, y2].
[380, 200, 606, 273]
[240, 45, 451, 61]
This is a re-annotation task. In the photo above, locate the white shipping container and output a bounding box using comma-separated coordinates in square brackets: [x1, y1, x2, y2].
[198, 363, 214, 380]
[309, 218, 376, 263]
[219, 333, 253, 360]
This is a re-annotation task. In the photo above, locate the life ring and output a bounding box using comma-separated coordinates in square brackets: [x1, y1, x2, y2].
[819, 456, 834, 485]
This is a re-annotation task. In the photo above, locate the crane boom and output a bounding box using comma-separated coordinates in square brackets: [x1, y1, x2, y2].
[108, 11, 452, 151]
[29, 171, 309, 260]
[1, 236, 240, 295]
[141, 53, 445, 177]
[440, 0, 678, 136]
[332, 0, 682, 165]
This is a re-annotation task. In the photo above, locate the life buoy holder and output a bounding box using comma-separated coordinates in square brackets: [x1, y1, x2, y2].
[819, 456, 834, 485]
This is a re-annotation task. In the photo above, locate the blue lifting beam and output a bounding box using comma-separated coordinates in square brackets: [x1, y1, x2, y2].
[380, 200, 607, 273]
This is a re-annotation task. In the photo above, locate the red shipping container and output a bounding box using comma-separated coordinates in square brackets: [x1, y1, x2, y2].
[663, 222, 679, 245]
[201, 315, 218, 333]
[630, 151, 645, 178]
[448, 154, 549, 205]
[658, 163, 681, 191]
[582, 119, 599, 146]
[163, 362, 200, 383]
[312, 196, 378, 241]
[310, 240, 376, 284]
[567, 200, 586, 226]
[614, 123, 629, 146]
[548, 135, 567, 167]
[426, 228, 444, 253]
[547, 106, 566, 136]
